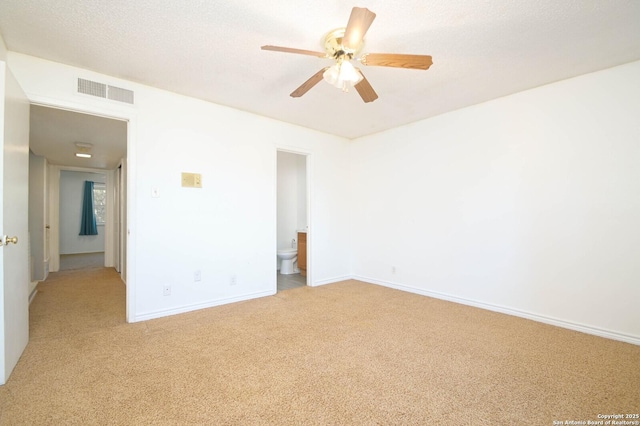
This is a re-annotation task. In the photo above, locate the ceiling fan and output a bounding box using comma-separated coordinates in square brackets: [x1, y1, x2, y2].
[261, 7, 433, 103]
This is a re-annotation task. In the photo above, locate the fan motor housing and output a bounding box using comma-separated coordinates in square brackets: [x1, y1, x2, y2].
[323, 28, 364, 59]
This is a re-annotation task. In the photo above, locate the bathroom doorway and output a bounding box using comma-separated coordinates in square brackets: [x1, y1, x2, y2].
[276, 150, 309, 291]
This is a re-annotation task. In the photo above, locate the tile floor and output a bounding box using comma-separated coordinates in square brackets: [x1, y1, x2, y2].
[277, 272, 306, 291]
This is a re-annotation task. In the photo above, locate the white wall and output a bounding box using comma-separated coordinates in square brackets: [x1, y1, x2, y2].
[350, 61, 640, 344]
[296, 154, 307, 232]
[0, 35, 6, 61]
[7, 53, 352, 321]
[59, 170, 106, 254]
[29, 151, 47, 280]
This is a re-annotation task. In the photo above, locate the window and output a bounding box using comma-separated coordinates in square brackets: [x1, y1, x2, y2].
[93, 183, 106, 225]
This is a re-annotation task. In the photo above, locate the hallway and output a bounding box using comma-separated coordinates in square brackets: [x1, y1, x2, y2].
[59, 252, 105, 271]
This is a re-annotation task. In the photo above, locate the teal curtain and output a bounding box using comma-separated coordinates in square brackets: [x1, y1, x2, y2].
[79, 181, 98, 236]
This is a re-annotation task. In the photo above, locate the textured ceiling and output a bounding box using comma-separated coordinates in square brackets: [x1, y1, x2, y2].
[1, 0, 640, 140]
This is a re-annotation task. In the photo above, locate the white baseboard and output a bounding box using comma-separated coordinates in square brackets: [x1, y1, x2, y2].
[28, 286, 38, 305]
[132, 275, 352, 321]
[61, 251, 105, 255]
[132, 289, 275, 322]
[312, 275, 353, 287]
[353, 275, 640, 346]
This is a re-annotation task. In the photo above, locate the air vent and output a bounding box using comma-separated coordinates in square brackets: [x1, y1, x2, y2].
[107, 85, 134, 104]
[78, 78, 107, 98]
[77, 78, 135, 105]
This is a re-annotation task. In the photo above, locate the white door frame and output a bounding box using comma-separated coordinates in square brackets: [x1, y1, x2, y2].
[27, 96, 136, 323]
[113, 165, 121, 273]
[118, 159, 127, 283]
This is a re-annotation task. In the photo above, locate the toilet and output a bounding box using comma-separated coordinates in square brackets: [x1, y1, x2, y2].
[277, 248, 298, 275]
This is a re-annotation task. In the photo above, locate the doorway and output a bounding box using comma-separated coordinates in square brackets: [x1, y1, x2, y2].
[58, 170, 107, 271]
[28, 104, 128, 286]
[276, 150, 309, 291]
[1, 68, 133, 385]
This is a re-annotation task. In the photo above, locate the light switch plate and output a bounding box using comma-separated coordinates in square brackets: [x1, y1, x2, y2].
[181, 172, 202, 188]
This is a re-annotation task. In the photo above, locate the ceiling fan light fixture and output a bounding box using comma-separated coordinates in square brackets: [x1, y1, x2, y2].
[322, 60, 363, 92]
[261, 7, 429, 102]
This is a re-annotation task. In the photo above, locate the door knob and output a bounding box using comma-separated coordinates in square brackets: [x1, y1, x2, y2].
[5, 236, 18, 245]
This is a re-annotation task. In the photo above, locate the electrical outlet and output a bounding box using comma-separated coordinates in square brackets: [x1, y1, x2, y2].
[194, 270, 201, 282]
[230, 275, 237, 286]
[163, 284, 171, 296]
[392, 266, 396, 274]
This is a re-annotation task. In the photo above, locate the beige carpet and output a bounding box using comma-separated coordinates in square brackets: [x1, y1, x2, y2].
[1, 268, 638, 425]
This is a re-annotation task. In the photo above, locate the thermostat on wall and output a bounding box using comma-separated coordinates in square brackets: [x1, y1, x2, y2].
[181, 172, 202, 188]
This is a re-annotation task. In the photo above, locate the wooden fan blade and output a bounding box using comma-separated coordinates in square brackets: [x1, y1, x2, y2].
[343, 7, 376, 51]
[290, 68, 329, 98]
[354, 69, 378, 103]
[361, 53, 433, 70]
[261, 45, 327, 58]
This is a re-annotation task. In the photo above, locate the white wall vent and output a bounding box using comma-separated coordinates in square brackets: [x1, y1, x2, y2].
[107, 85, 134, 104]
[77, 78, 106, 98]
[77, 78, 135, 105]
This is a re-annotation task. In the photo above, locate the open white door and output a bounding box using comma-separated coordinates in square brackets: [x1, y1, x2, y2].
[0, 61, 30, 385]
